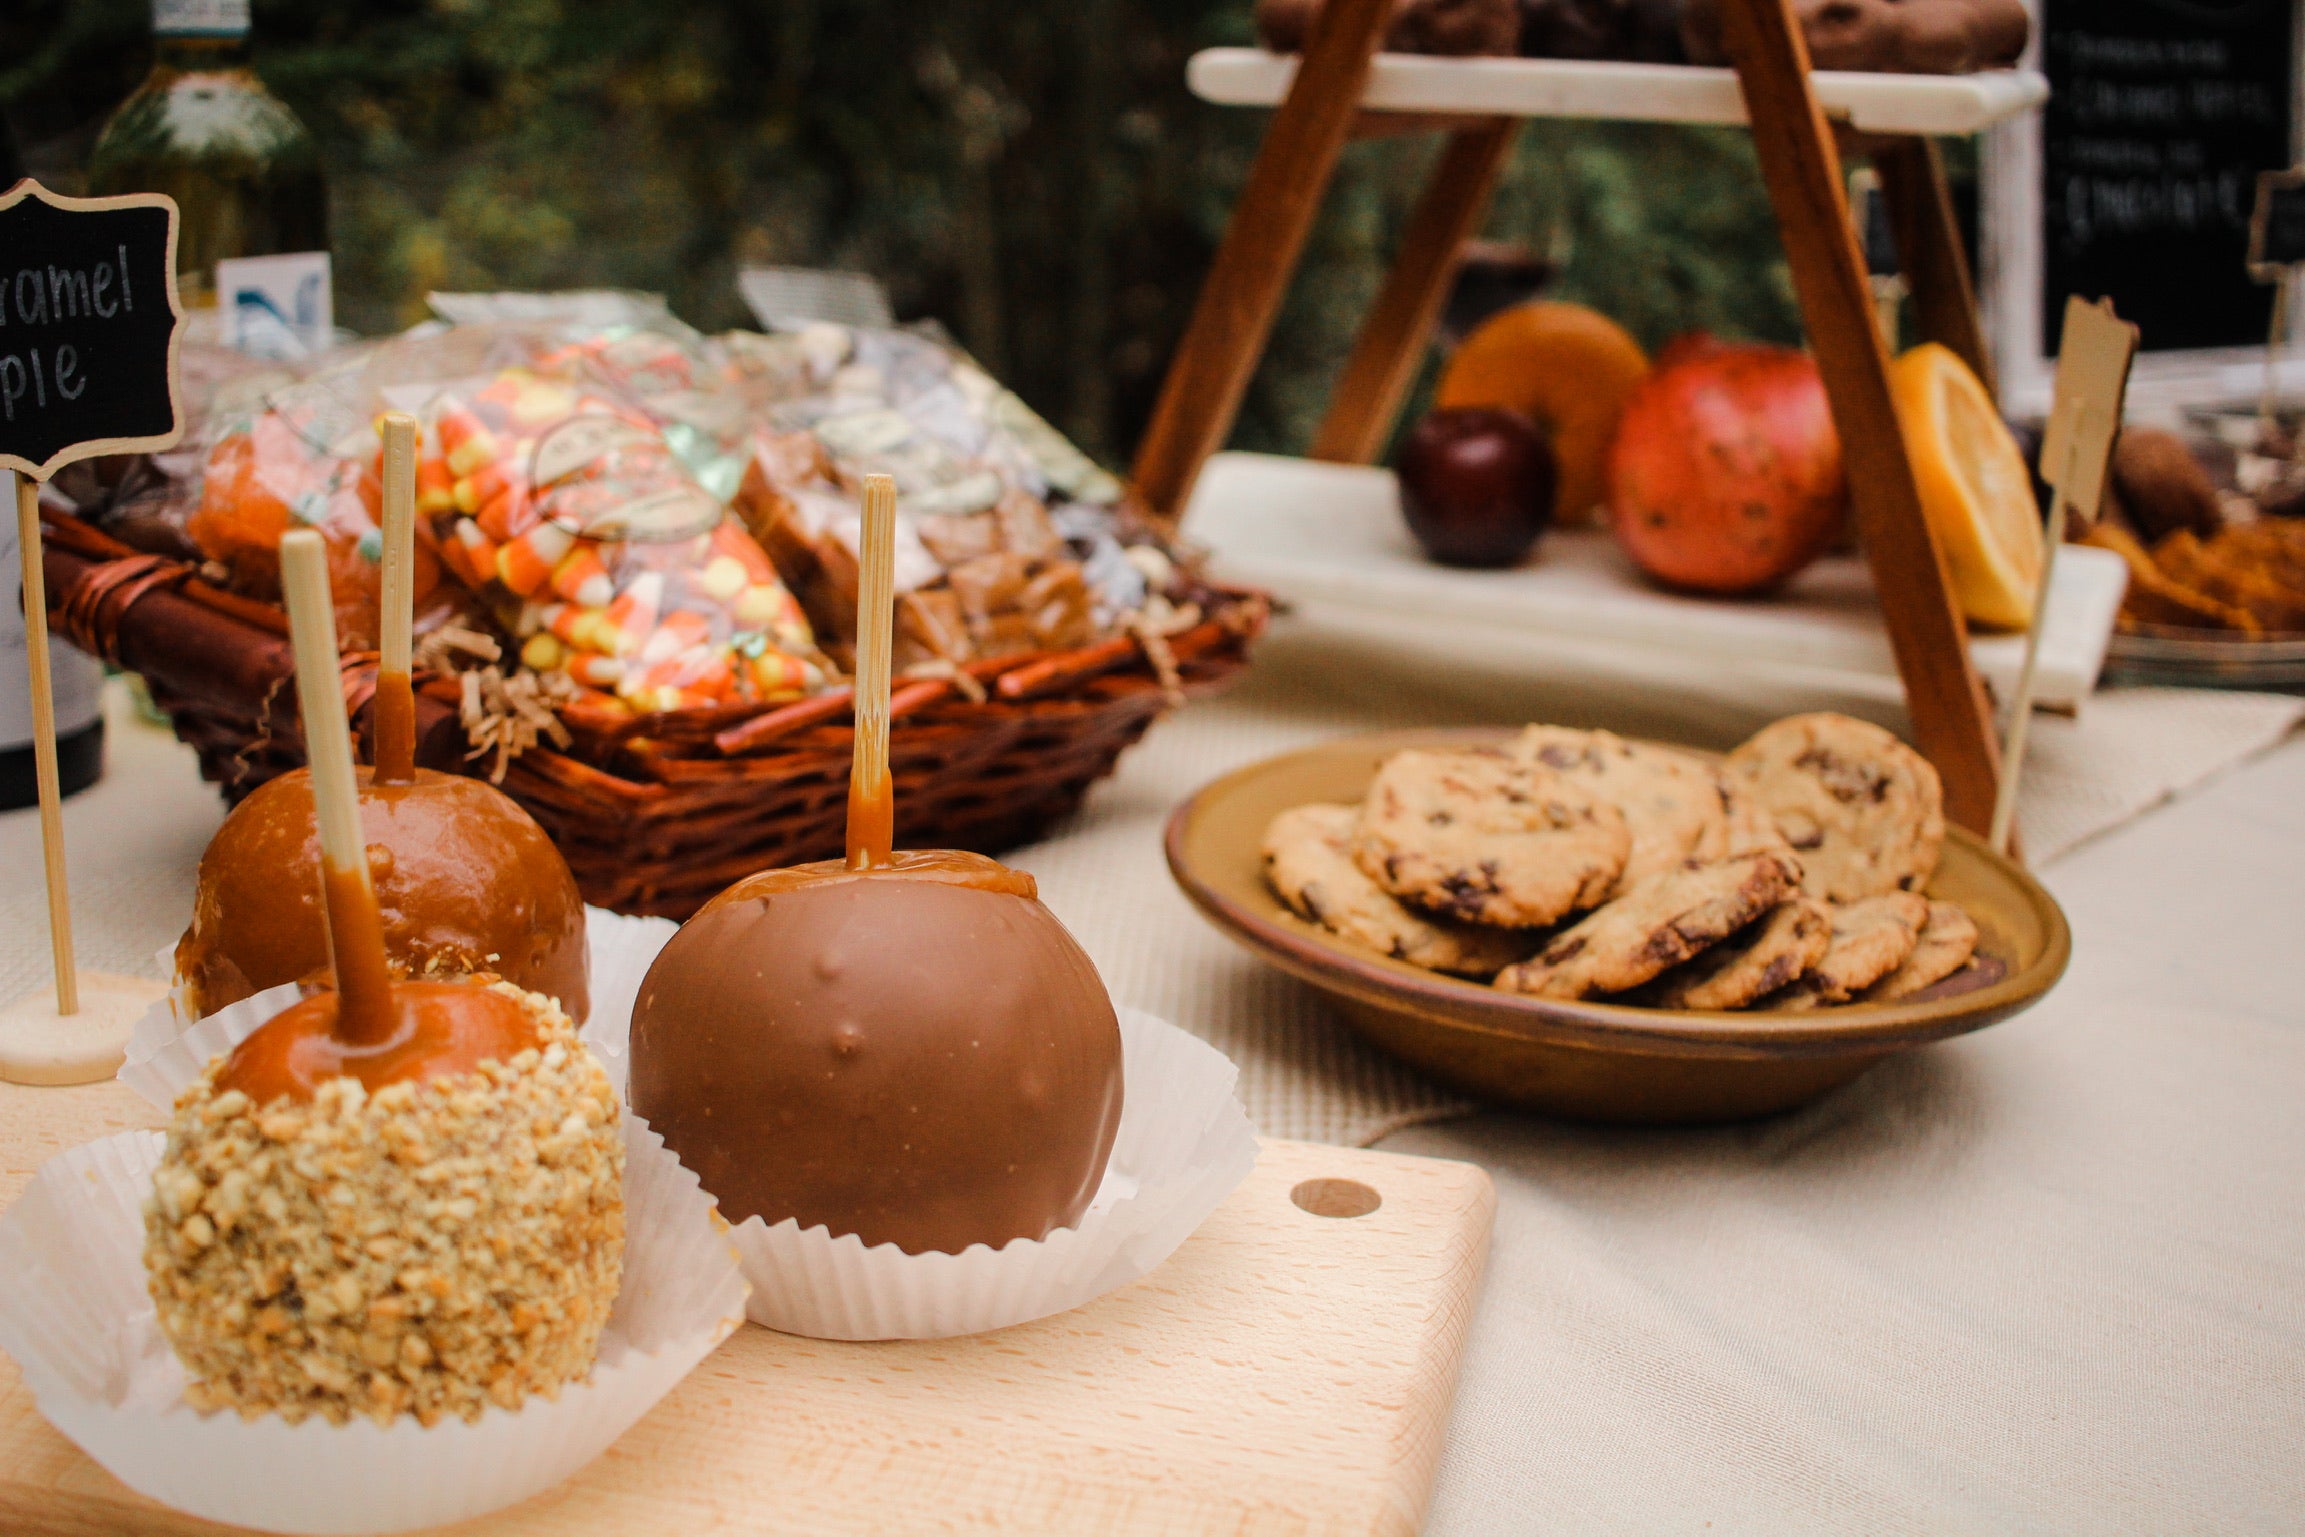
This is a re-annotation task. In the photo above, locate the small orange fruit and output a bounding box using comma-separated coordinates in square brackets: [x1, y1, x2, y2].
[1888, 343, 2043, 630]
[1436, 301, 1650, 524]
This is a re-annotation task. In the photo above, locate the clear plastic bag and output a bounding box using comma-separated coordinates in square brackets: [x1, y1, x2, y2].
[411, 357, 824, 716]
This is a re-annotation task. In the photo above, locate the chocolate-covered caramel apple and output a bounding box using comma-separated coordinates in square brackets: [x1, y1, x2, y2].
[628, 474, 1123, 1256]
[145, 530, 623, 1426]
[173, 415, 589, 1022]
[631, 850, 1123, 1255]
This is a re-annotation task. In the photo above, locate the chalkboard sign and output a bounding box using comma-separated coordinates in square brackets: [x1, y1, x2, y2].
[0, 181, 184, 480]
[2249, 169, 2305, 276]
[2042, 0, 2297, 354]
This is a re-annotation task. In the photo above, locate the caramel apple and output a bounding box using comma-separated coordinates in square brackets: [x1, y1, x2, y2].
[147, 977, 622, 1425]
[174, 415, 589, 1022]
[173, 766, 590, 1021]
[628, 474, 1124, 1257]
[629, 850, 1124, 1256]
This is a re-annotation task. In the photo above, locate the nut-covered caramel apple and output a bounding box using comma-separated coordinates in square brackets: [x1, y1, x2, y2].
[145, 528, 622, 1427]
[629, 851, 1125, 1256]
[173, 766, 590, 1022]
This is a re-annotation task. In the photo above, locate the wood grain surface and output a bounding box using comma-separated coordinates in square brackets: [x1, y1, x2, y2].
[1719, 0, 2005, 838]
[0, 1078, 1494, 1536]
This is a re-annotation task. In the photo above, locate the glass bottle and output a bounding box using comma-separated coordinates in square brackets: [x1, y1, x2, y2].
[86, 0, 327, 309]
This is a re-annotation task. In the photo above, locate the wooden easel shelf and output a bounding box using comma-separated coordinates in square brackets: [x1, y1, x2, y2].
[1133, 0, 2047, 844]
[1188, 50, 2048, 137]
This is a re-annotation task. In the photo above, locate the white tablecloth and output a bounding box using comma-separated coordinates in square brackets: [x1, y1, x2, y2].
[3, 640, 2301, 1531]
[1391, 736, 2305, 1533]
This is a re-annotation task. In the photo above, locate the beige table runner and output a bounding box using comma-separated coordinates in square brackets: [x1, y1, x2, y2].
[1394, 729, 2305, 1535]
[2, 625, 2299, 1146]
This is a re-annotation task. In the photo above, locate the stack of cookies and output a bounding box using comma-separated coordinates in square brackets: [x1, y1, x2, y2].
[1261, 712, 1986, 1012]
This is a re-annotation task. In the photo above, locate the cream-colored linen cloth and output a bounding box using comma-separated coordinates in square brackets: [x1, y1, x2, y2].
[2, 631, 2300, 1144]
[1393, 732, 2305, 1534]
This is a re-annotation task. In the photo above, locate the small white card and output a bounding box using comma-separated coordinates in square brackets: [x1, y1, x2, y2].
[2040, 297, 2139, 524]
[216, 251, 332, 360]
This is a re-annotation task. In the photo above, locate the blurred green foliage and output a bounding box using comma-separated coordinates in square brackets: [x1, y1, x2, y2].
[5, 0, 1804, 467]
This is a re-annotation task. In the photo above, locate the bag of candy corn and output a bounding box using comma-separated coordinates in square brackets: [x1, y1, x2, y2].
[413, 357, 826, 717]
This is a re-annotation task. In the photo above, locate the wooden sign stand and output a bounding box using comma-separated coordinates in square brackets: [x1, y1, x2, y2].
[1131, 0, 2007, 840]
[0, 181, 185, 1085]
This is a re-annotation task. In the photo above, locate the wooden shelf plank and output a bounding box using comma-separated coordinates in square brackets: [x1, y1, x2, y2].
[1187, 50, 2048, 137]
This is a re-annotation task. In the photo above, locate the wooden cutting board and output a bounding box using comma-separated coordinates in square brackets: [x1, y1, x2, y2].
[0, 1075, 1493, 1536]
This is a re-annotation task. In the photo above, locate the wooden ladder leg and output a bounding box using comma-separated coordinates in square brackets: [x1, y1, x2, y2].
[1720, 0, 2003, 837]
[1875, 133, 1997, 400]
[1310, 117, 1519, 465]
[1127, 0, 1395, 523]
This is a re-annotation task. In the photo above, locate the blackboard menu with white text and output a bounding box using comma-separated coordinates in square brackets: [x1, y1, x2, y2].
[2043, 0, 2296, 355]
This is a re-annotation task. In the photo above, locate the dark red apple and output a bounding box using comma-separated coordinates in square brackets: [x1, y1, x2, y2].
[1396, 407, 1556, 568]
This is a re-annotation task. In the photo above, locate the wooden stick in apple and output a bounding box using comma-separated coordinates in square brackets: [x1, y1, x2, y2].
[1989, 297, 2137, 857]
[845, 472, 899, 871]
[372, 410, 419, 785]
[279, 527, 396, 1044]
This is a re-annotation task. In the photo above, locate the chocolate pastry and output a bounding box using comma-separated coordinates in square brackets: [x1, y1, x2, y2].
[1681, 0, 2029, 75]
[1257, 0, 1521, 56]
[629, 851, 1124, 1257]
[1519, 0, 1687, 62]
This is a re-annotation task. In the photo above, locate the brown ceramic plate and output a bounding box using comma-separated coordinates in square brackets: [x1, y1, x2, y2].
[1165, 728, 2071, 1124]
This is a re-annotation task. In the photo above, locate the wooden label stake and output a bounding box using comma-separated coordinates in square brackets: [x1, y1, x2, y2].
[0, 180, 184, 1084]
[1989, 296, 2138, 856]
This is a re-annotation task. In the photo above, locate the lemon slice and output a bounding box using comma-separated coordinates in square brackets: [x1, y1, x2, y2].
[1889, 344, 2044, 630]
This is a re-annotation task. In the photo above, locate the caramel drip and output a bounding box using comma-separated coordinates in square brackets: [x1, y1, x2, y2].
[321, 862, 399, 1046]
[703, 848, 1037, 912]
[846, 771, 894, 871]
[213, 979, 543, 1107]
[371, 669, 417, 785]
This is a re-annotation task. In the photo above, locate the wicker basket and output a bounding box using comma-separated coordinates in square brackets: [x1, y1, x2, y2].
[39, 511, 1265, 919]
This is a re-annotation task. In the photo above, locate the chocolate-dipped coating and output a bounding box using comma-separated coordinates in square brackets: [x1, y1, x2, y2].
[630, 854, 1124, 1256]
[176, 766, 590, 1021]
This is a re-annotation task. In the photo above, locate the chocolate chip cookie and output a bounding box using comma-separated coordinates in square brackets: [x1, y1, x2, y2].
[1264, 804, 1536, 978]
[1354, 749, 1630, 928]
[1724, 713, 1944, 902]
[1494, 851, 1801, 1001]
[1702, 770, 1799, 863]
[1637, 895, 1832, 1011]
[1766, 891, 1929, 1009]
[1513, 726, 1725, 895]
[1864, 899, 1979, 1001]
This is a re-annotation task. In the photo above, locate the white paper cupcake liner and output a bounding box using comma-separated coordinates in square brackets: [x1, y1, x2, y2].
[724, 1007, 1257, 1340]
[130, 907, 1256, 1345]
[571, 914, 1259, 1341]
[5, 942, 751, 1536]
